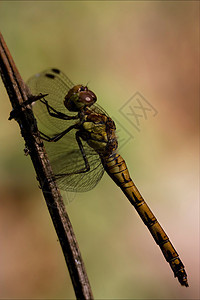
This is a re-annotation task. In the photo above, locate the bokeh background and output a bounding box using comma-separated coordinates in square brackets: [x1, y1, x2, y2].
[0, 1, 199, 299]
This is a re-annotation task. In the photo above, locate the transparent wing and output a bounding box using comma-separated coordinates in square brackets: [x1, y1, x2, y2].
[27, 68, 76, 134]
[45, 136, 104, 192]
[27, 68, 105, 192]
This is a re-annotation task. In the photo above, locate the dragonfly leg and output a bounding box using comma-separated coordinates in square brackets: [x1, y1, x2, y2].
[55, 131, 90, 179]
[8, 93, 48, 121]
[40, 98, 78, 120]
[39, 124, 77, 142]
[75, 131, 90, 173]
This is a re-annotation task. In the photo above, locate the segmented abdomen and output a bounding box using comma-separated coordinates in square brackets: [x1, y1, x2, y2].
[101, 153, 188, 287]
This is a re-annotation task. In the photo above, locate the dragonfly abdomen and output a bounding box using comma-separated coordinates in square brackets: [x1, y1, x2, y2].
[102, 153, 188, 287]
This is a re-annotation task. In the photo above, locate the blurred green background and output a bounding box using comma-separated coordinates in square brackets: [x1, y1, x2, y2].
[0, 1, 199, 299]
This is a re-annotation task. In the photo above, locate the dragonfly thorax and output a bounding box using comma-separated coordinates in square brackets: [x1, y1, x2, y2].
[64, 85, 97, 112]
[80, 110, 118, 156]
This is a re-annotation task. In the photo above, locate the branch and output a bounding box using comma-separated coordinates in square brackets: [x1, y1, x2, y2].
[0, 32, 93, 300]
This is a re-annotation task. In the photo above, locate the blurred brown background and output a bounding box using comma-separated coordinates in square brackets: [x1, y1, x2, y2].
[0, 1, 199, 299]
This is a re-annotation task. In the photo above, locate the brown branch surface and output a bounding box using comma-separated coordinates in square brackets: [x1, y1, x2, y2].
[0, 32, 93, 300]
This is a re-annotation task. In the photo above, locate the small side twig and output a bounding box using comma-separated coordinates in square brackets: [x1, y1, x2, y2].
[0, 32, 93, 300]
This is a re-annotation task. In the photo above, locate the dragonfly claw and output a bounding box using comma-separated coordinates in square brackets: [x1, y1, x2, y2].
[8, 93, 48, 120]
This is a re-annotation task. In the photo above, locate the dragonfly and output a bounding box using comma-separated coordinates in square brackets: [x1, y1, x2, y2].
[27, 68, 188, 287]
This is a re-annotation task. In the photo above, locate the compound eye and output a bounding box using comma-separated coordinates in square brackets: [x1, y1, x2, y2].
[79, 90, 97, 105]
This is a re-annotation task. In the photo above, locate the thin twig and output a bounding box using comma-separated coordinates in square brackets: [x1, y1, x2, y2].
[0, 32, 93, 300]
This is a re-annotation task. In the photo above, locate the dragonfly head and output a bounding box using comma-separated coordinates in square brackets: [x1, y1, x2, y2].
[64, 85, 97, 112]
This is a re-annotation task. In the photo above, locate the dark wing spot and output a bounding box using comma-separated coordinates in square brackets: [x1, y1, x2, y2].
[45, 73, 55, 79]
[51, 68, 60, 74]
